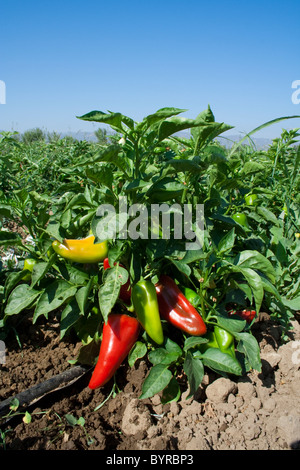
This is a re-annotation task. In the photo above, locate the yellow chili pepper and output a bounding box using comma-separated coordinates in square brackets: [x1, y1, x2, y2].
[52, 235, 108, 264]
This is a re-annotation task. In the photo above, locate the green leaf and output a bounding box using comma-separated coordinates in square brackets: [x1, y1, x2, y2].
[231, 265, 264, 313]
[241, 160, 265, 175]
[193, 105, 216, 125]
[234, 250, 276, 284]
[235, 332, 262, 372]
[4, 284, 41, 318]
[157, 117, 206, 142]
[281, 295, 300, 312]
[74, 338, 101, 366]
[63, 193, 93, 212]
[148, 348, 180, 366]
[231, 281, 253, 303]
[77, 110, 134, 131]
[86, 165, 114, 188]
[128, 341, 148, 367]
[256, 206, 280, 226]
[164, 159, 202, 173]
[0, 231, 22, 247]
[146, 177, 186, 202]
[9, 398, 19, 411]
[124, 179, 152, 194]
[192, 122, 233, 152]
[166, 257, 191, 277]
[183, 336, 208, 352]
[161, 377, 181, 404]
[60, 298, 82, 339]
[164, 337, 183, 355]
[29, 191, 52, 205]
[77, 417, 85, 427]
[33, 280, 77, 323]
[56, 263, 89, 285]
[64, 414, 78, 426]
[139, 364, 172, 400]
[218, 228, 235, 254]
[181, 249, 207, 264]
[183, 351, 204, 398]
[98, 269, 121, 323]
[4, 270, 29, 301]
[30, 254, 57, 288]
[93, 145, 130, 177]
[259, 276, 281, 301]
[200, 348, 243, 376]
[45, 220, 64, 242]
[107, 264, 129, 286]
[106, 240, 125, 266]
[14, 188, 29, 204]
[60, 208, 72, 229]
[23, 411, 32, 424]
[214, 315, 246, 333]
[0, 204, 15, 220]
[136, 107, 187, 133]
[75, 277, 95, 315]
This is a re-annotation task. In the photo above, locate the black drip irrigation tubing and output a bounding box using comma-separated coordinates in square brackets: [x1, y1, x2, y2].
[0, 364, 92, 420]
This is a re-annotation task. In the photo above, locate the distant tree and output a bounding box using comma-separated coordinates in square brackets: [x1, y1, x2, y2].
[95, 128, 110, 145]
[47, 131, 61, 143]
[61, 135, 77, 144]
[22, 128, 46, 144]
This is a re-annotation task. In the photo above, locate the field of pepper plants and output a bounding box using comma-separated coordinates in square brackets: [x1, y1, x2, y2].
[0, 105, 300, 451]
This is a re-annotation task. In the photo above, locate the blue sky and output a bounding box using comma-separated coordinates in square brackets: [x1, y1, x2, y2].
[1, 0, 300, 139]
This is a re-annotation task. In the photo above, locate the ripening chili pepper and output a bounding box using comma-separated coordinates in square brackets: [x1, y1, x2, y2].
[103, 258, 131, 302]
[88, 313, 140, 389]
[214, 326, 236, 358]
[228, 309, 256, 323]
[155, 275, 207, 336]
[132, 279, 164, 345]
[52, 235, 108, 264]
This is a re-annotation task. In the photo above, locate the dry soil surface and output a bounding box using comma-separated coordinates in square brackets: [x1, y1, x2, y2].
[1, 312, 300, 451]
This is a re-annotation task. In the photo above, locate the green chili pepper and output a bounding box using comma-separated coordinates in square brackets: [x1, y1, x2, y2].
[232, 212, 250, 229]
[22, 258, 38, 281]
[132, 279, 164, 345]
[199, 331, 219, 353]
[245, 193, 258, 206]
[181, 286, 201, 308]
[214, 326, 236, 358]
[200, 326, 236, 359]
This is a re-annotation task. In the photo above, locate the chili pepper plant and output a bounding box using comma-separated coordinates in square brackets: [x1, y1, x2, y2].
[0, 106, 299, 403]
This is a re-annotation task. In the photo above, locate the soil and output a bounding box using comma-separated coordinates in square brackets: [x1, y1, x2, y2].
[1, 311, 300, 451]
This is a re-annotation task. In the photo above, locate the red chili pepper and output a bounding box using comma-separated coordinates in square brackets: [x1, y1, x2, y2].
[103, 258, 131, 302]
[155, 275, 207, 336]
[228, 309, 256, 323]
[88, 313, 140, 389]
